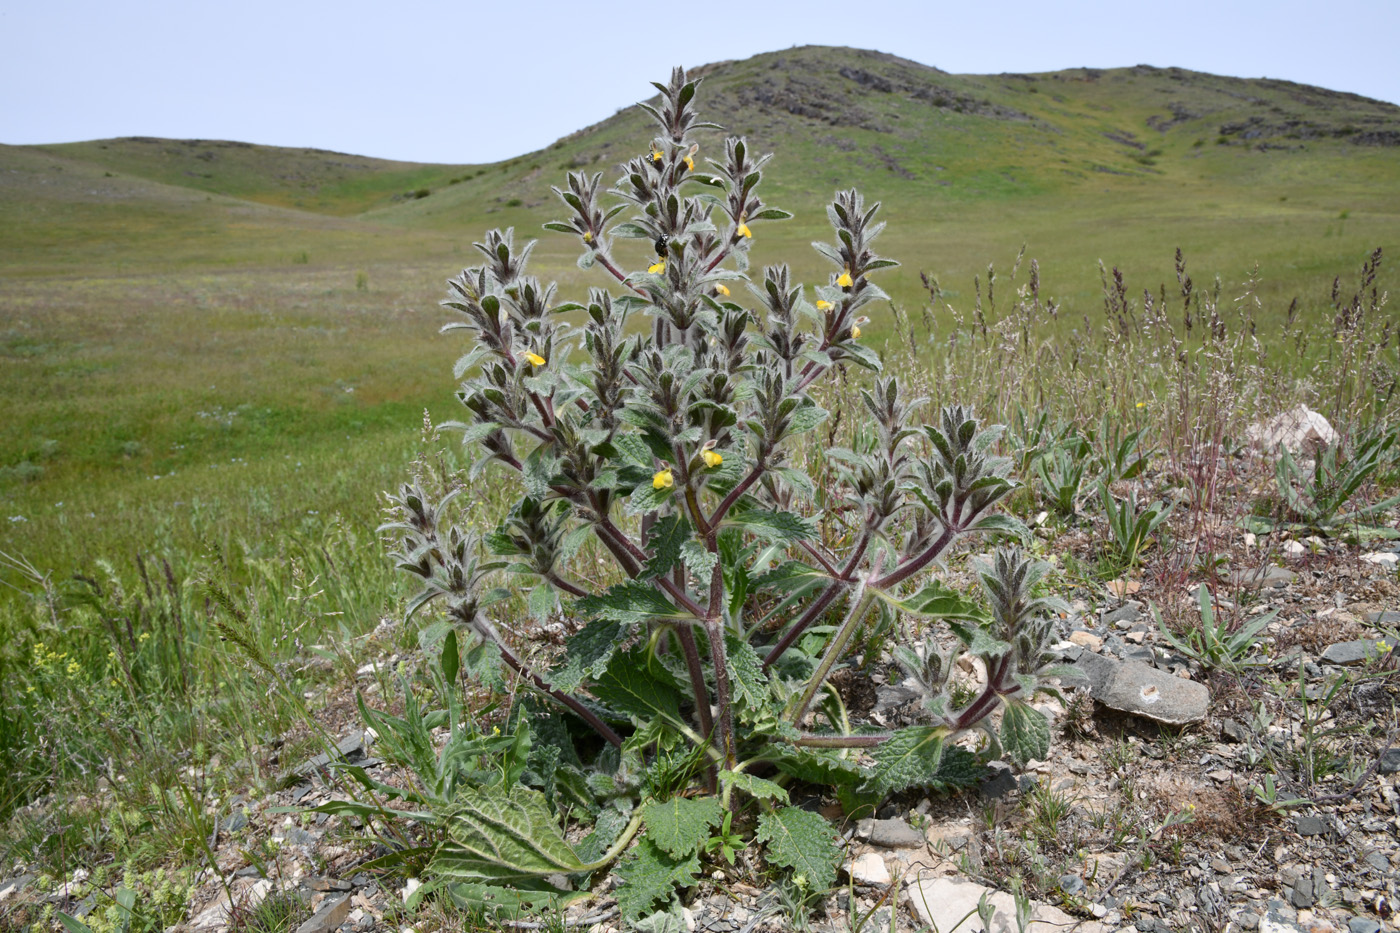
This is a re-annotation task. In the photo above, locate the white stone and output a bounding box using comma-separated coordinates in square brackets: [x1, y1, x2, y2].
[846, 852, 892, 886]
[906, 876, 1108, 932]
[402, 878, 421, 904]
[1284, 540, 1306, 556]
[681, 906, 697, 932]
[1247, 404, 1339, 456]
[1361, 552, 1398, 566]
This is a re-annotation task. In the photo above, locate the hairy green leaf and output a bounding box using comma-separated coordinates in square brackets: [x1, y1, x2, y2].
[757, 807, 839, 892]
[641, 796, 724, 858]
[430, 785, 586, 884]
[866, 726, 948, 796]
[576, 582, 694, 624]
[1000, 700, 1050, 767]
[593, 650, 682, 723]
[615, 837, 701, 920]
[718, 770, 789, 803]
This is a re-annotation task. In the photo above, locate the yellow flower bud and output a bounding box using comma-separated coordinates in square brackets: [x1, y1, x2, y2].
[683, 155, 695, 171]
[851, 325, 861, 339]
[701, 449, 723, 469]
[652, 150, 663, 162]
[736, 222, 752, 239]
[715, 283, 730, 296]
[837, 268, 854, 288]
[583, 231, 593, 243]
[648, 259, 666, 274]
[525, 352, 547, 367]
[816, 300, 833, 311]
[653, 469, 674, 490]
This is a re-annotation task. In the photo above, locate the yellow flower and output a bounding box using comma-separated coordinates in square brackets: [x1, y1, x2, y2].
[582, 231, 593, 243]
[701, 449, 723, 469]
[525, 352, 547, 367]
[851, 325, 861, 339]
[648, 259, 666, 274]
[837, 268, 854, 288]
[714, 283, 730, 297]
[736, 213, 752, 238]
[138, 632, 151, 643]
[67, 660, 80, 676]
[653, 469, 674, 490]
[683, 155, 695, 171]
[652, 150, 663, 162]
[816, 300, 833, 311]
[1135, 401, 1147, 409]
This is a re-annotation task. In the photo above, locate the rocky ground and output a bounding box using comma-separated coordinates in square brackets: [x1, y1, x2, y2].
[2, 515, 1397, 933]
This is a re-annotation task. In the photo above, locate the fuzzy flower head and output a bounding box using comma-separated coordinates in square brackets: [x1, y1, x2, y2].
[652, 469, 674, 490]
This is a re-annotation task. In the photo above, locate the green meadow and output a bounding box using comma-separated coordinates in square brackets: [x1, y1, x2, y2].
[0, 45, 1396, 861]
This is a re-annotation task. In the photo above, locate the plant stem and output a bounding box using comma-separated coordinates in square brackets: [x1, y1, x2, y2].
[787, 559, 880, 724]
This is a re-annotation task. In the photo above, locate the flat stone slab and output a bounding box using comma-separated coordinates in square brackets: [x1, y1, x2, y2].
[907, 876, 1107, 932]
[1230, 566, 1297, 589]
[867, 818, 925, 849]
[1321, 640, 1382, 665]
[1071, 652, 1209, 725]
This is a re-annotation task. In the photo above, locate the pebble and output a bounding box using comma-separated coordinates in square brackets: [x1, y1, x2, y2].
[867, 818, 924, 849]
[845, 852, 891, 886]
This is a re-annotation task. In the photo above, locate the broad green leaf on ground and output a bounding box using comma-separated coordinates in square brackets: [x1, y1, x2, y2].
[756, 807, 840, 892]
[549, 617, 630, 692]
[445, 879, 587, 915]
[929, 746, 984, 791]
[865, 726, 949, 796]
[593, 650, 682, 723]
[769, 747, 865, 787]
[1000, 699, 1051, 767]
[641, 796, 724, 858]
[576, 581, 694, 624]
[718, 769, 789, 804]
[430, 785, 585, 884]
[615, 837, 702, 920]
[574, 801, 633, 865]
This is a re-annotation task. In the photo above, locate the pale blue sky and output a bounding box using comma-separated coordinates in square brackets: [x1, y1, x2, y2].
[3, 0, 1396, 164]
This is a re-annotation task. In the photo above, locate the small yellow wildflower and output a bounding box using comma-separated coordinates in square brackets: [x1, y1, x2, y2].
[525, 352, 547, 367]
[492, 725, 501, 735]
[653, 469, 674, 490]
[67, 660, 80, 676]
[648, 259, 666, 274]
[683, 154, 695, 171]
[652, 149, 663, 162]
[837, 268, 854, 289]
[1136, 401, 1147, 409]
[138, 631, 151, 643]
[851, 325, 861, 339]
[714, 283, 730, 297]
[736, 213, 752, 238]
[582, 231, 593, 243]
[816, 299, 833, 311]
[702, 449, 723, 469]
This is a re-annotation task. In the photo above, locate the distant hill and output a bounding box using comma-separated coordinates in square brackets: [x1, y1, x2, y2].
[3, 46, 1397, 304]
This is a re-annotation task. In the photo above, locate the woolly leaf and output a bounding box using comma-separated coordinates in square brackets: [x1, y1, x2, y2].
[757, 807, 839, 892]
[593, 650, 682, 723]
[641, 796, 724, 859]
[724, 632, 769, 714]
[886, 581, 988, 622]
[576, 582, 693, 624]
[769, 747, 864, 787]
[865, 726, 948, 796]
[718, 770, 789, 804]
[680, 540, 717, 580]
[445, 880, 586, 915]
[615, 838, 701, 920]
[430, 785, 586, 884]
[642, 514, 692, 580]
[549, 617, 629, 693]
[1000, 700, 1050, 768]
[721, 509, 816, 542]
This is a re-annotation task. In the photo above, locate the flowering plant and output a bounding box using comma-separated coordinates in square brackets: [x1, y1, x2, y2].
[374, 68, 1073, 920]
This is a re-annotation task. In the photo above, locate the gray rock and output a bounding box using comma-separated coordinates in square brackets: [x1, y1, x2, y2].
[979, 761, 1017, 799]
[1071, 652, 1210, 725]
[1059, 873, 1085, 895]
[1101, 603, 1141, 626]
[872, 684, 921, 712]
[293, 731, 366, 778]
[867, 818, 924, 849]
[295, 893, 351, 933]
[1377, 748, 1400, 775]
[1363, 850, 1390, 871]
[0, 874, 34, 902]
[1364, 610, 1400, 625]
[1348, 919, 1382, 933]
[1238, 910, 1260, 930]
[1120, 645, 1156, 665]
[1321, 640, 1381, 665]
[1221, 719, 1251, 743]
[1290, 876, 1315, 909]
[1231, 565, 1297, 589]
[221, 810, 248, 833]
[1294, 815, 1327, 836]
[1264, 905, 1306, 931]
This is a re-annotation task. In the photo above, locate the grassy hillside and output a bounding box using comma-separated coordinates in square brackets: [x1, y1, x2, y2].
[2, 45, 1397, 577]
